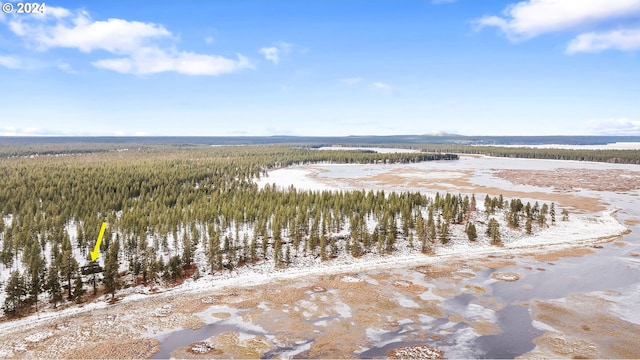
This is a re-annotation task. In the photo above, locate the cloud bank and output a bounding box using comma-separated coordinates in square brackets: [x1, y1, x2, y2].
[2, 6, 252, 75]
[586, 118, 640, 135]
[475, 0, 640, 53]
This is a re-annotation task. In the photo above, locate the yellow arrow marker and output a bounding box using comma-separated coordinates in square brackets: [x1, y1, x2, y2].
[90, 222, 107, 262]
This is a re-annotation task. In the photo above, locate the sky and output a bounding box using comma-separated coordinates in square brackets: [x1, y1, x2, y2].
[1, 0, 639, 137]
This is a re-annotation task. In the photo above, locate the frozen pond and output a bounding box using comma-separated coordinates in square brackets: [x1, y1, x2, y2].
[155, 155, 640, 358]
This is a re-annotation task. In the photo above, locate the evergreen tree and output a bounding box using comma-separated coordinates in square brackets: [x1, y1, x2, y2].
[103, 240, 120, 300]
[330, 237, 338, 257]
[60, 233, 78, 300]
[72, 273, 85, 304]
[426, 209, 436, 253]
[208, 231, 221, 273]
[168, 255, 182, 281]
[285, 244, 291, 264]
[484, 195, 492, 214]
[486, 218, 501, 245]
[466, 222, 477, 241]
[27, 241, 45, 313]
[320, 233, 327, 261]
[3, 270, 26, 317]
[242, 233, 249, 264]
[439, 221, 450, 244]
[46, 264, 63, 308]
[1, 229, 14, 268]
[145, 247, 160, 287]
[561, 209, 569, 221]
[525, 217, 533, 235]
[538, 203, 549, 227]
[250, 233, 257, 263]
[550, 203, 556, 225]
[182, 233, 193, 269]
[416, 215, 427, 252]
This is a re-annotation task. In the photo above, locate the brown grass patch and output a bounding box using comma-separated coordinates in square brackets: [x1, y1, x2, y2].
[307, 323, 364, 359]
[472, 297, 506, 312]
[419, 300, 446, 318]
[530, 295, 640, 358]
[415, 263, 460, 279]
[469, 320, 502, 336]
[387, 345, 445, 359]
[464, 284, 488, 295]
[262, 286, 308, 304]
[495, 168, 640, 193]
[431, 287, 461, 298]
[491, 272, 521, 282]
[211, 312, 231, 319]
[184, 317, 207, 330]
[199, 332, 272, 359]
[256, 309, 315, 334]
[233, 298, 262, 309]
[624, 218, 640, 226]
[179, 298, 212, 314]
[532, 247, 595, 262]
[365, 272, 392, 282]
[393, 280, 428, 294]
[331, 282, 386, 308]
[353, 309, 381, 326]
[612, 241, 627, 247]
[468, 258, 517, 270]
[62, 338, 159, 359]
[406, 283, 429, 294]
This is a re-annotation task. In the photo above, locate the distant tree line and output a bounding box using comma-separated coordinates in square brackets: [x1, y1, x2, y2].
[419, 145, 640, 164]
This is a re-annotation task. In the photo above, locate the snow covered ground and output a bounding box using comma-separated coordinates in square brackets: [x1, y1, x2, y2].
[0, 155, 632, 346]
[0, 209, 627, 337]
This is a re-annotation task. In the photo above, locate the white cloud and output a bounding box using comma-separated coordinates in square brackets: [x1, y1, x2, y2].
[56, 62, 75, 73]
[0, 55, 22, 69]
[371, 82, 393, 94]
[0, 55, 46, 70]
[0, 126, 56, 136]
[475, 0, 640, 41]
[340, 77, 362, 85]
[3, 6, 251, 76]
[205, 36, 215, 44]
[586, 118, 640, 135]
[259, 47, 280, 64]
[93, 49, 252, 76]
[277, 41, 293, 53]
[566, 27, 640, 53]
[258, 42, 294, 65]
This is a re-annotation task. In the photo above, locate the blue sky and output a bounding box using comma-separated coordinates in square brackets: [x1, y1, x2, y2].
[1, 0, 639, 136]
